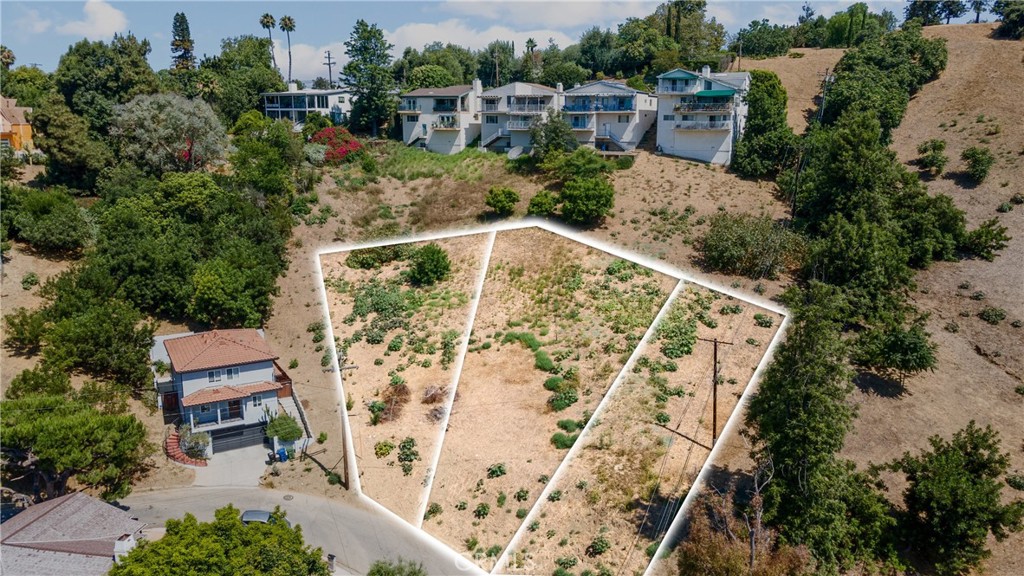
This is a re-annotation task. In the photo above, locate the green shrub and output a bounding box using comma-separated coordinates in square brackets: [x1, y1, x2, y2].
[698, 212, 801, 279]
[548, 389, 579, 412]
[534, 350, 556, 372]
[503, 331, 542, 351]
[374, 440, 395, 458]
[961, 146, 995, 183]
[317, 431, 328, 444]
[978, 306, 1007, 325]
[587, 535, 611, 556]
[961, 218, 1010, 261]
[544, 376, 565, 392]
[548, 490, 563, 502]
[754, 313, 774, 328]
[387, 335, 403, 352]
[656, 307, 697, 359]
[266, 412, 303, 442]
[345, 244, 411, 269]
[551, 432, 579, 449]
[515, 488, 529, 501]
[485, 186, 520, 217]
[487, 462, 507, 478]
[516, 507, 528, 519]
[559, 176, 615, 225]
[527, 189, 559, 217]
[486, 545, 502, 558]
[178, 424, 211, 459]
[496, 491, 507, 507]
[474, 503, 490, 519]
[21, 272, 39, 290]
[555, 556, 577, 569]
[654, 412, 671, 425]
[424, 502, 442, 520]
[407, 243, 451, 286]
[917, 139, 948, 174]
[615, 155, 635, 170]
[465, 535, 478, 550]
[556, 419, 579, 432]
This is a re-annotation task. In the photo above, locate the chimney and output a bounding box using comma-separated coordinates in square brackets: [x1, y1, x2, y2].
[113, 533, 137, 562]
[574, 83, 581, 89]
[288, 82, 298, 92]
[701, 65, 711, 78]
[472, 78, 483, 95]
[556, 82, 563, 93]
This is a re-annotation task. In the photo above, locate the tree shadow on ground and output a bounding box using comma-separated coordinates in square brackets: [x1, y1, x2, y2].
[942, 170, 982, 189]
[854, 370, 908, 398]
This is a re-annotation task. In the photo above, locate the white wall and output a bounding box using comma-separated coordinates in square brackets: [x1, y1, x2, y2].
[656, 96, 735, 164]
[178, 360, 275, 399]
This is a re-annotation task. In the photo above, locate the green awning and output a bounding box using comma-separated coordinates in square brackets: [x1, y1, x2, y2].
[695, 89, 735, 97]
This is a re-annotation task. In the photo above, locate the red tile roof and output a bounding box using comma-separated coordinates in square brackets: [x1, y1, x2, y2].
[164, 329, 277, 373]
[181, 380, 282, 407]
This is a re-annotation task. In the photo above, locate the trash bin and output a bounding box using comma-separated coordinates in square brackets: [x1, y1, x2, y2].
[277, 448, 288, 462]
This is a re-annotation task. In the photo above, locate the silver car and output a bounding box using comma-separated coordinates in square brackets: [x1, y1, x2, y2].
[240, 509, 292, 528]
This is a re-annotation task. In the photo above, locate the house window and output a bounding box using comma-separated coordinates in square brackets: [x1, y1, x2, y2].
[317, 95, 328, 108]
[226, 367, 239, 381]
[485, 115, 498, 124]
[253, 395, 263, 408]
[200, 404, 211, 414]
[617, 115, 630, 123]
[663, 114, 675, 121]
[705, 80, 712, 90]
[208, 370, 222, 383]
[407, 115, 419, 122]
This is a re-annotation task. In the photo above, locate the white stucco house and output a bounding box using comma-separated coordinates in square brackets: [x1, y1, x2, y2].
[398, 80, 483, 154]
[261, 83, 353, 128]
[479, 82, 564, 151]
[655, 67, 751, 164]
[152, 329, 294, 454]
[562, 80, 657, 152]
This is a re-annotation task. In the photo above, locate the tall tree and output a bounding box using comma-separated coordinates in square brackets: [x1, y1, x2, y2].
[279, 15, 296, 83]
[30, 94, 113, 190]
[110, 93, 227, 175]
[1, 393, 149, 500]
[525, 38, 537, 53]
[406, 64, 457, 90]
[477, 40, 515, 87]
[905, 0, 944, 24]
[971, 0, 991, 22]
[259, 13, 278, 70]
[940, 0, 969, 22]
[109, 505, 329, 576]
[199, 35, 285, 125]
[341, 19, 395, 136]
[888, 422, 1024, 576]
[992, 0, 1024, 38]
[171, 12, 195, 71]
[0, 44, 14, 70]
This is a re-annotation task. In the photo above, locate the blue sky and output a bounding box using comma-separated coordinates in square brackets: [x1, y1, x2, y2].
[1, 1, 980, 81]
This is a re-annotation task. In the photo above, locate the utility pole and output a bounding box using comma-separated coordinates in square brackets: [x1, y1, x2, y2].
[698, 337, 733, 447]
[323, 50, 337, 88]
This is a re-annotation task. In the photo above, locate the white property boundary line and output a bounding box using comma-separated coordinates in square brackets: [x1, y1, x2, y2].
[313, 221, 790, 573]
[415, 230, 497, 527]
[491, 279, 686, 574]
[641, 311, 792, 576]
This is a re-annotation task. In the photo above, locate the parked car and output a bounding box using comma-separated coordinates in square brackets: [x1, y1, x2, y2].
[240, 509, 291, 528]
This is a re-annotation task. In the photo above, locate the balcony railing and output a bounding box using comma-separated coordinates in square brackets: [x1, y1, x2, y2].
[674, 120, 731, 131]
[674, 102, 733, 113]
[658, 82, 700, 94]
[506, 120, 536, 130]
[432, 104, 458, 112]
[398, 102, 421, 112]
[563, 102, 636, 112]
[431, 118, 462, 130]
[570, 119, 596, 130]
[508, 103, 549, 114]
[482, 101, 500, 112]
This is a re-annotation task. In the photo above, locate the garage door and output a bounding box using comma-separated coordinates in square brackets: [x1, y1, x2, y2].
[210, 424, 267, 454]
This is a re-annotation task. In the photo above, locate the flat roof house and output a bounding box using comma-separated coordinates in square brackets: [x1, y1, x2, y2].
[562, 80, 657, 152]
[398, 80, 483, 154]
[1, 492, 144, 576]
[152, 329, 296, 455]
[479, 82, 563, 151]
[261, 82, 352, 128]
[655, 67, 751, 164]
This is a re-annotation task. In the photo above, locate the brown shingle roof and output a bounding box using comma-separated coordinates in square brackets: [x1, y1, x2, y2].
[402, 84, 473, 97]
[1, 492, 144, 558]
[1, 97, 31, 125]
[164, 329, 277, 373]
[181, 380, 282, 407]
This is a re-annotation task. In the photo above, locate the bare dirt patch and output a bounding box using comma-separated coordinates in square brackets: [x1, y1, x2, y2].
[423, 227, 677, 568]
[320, 233, 490, 522]
[510, 285, 782, 575]
[729, 47, 847, 133]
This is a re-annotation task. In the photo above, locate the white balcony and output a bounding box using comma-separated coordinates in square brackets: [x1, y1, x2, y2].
[674, 102, 733, 113]
[658, 82, 700, 95]
[506, 120, 535, 130]
[674, 120, 731, 131]
[508, 103, 549, 114]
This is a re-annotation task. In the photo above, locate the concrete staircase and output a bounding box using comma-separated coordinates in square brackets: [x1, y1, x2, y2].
[164, 428, 207, 467]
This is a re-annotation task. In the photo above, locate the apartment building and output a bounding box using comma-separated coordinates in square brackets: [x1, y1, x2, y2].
[398, 80, 483, 154]
[479, 82, 563, 151]
[562, 80, 657, 152]
[655, 67, 751, 164]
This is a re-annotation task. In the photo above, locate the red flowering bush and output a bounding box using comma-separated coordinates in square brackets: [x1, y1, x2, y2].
[310, 127, 364, 165]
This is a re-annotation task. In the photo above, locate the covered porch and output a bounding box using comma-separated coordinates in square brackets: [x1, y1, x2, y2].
[181, 381, 282, 431]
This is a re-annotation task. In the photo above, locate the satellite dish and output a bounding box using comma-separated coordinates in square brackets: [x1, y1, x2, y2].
[507, 146, 525, 160]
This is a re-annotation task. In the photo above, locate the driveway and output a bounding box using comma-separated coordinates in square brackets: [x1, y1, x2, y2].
[192, 444, 269, 487]
[119, 487, 483, 575]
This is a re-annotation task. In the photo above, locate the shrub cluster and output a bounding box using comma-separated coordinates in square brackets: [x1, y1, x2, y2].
[310, 127, 364, 165]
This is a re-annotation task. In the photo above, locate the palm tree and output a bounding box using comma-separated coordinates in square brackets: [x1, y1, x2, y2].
[279, 15, 296, 84]
[259, 13, 277, 70]
[525, 38, 537, 54]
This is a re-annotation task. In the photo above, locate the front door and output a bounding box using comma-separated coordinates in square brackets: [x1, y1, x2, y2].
[228, 399, 242, 420]
[162, 392, 179, 412]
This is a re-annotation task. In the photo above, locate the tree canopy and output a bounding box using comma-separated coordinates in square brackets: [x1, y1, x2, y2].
[111, 93, 227, 175]
[109, 505, 329, 576]
[342, 20, 395, 136]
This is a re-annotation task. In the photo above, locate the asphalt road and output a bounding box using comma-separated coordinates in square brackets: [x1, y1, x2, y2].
[119, 487, 484, 575]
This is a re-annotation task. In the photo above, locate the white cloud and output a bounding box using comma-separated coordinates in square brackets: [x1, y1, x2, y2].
[56, 0, 127, 41]
[16, 8, 52, 34]
[439, 0, 658, 30]
[272, 41, 349, 83]
[386, 19, 576, 57]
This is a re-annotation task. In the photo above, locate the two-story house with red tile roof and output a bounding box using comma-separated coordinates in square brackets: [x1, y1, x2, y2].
[151, 329, 294, 454]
